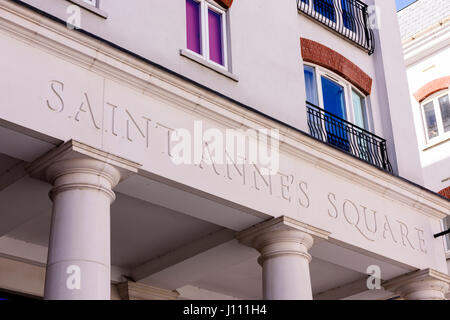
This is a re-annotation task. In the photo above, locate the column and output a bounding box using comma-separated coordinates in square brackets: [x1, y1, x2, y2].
[44, 158, 121, 300]
[384, 269, 450, 300]
[237, 216, 329, 300]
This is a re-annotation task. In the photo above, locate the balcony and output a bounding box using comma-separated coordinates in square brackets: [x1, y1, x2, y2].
[307, 102, 393, 172]
[297, 0, 375, 55]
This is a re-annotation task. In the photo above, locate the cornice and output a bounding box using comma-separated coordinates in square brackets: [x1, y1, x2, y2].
[403, 20, 450, 66]
[383, 268, 450, 292]
[236, 216, 330, 247]
[1, 1, 449, 221]
[26, 140, 141, 183]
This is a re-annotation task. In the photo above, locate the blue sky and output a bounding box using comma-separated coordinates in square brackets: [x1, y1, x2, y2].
[396, 0, 417, 11]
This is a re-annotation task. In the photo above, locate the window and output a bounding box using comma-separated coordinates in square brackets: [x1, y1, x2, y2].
[304, 64, 372, 154]
[341, 0, 355, 31]
[352, 90, 368, 130]
[186, 0, 228, 68]
[300, 0, 358, 26]
[421, 90, 450, 142]
[298, 0, 366, 40]
[304, 65, 319, 105]
[304, 64, 370, 128]
[67, 0, 107, 18]
[314, 0, 336, 22]
[300, 0, 336, 23]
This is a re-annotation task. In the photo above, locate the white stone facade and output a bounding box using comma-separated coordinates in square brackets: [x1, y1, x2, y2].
[398, 0, 450, 282]
[0, 0, 448, 300]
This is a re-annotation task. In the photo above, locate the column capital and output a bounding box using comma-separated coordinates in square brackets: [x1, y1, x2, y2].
[383, 269, 450, 300]
[46, 158, 121, 201]
[27, 139, 141, 182]
[236, 216, 330, 264]
[27, 140, 141, 203]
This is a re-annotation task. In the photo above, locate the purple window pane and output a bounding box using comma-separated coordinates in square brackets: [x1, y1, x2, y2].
[208, 9, 224, 65]
[186, 0, 201, 54]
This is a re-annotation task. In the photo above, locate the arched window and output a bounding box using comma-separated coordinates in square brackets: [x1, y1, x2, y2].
[304, 63, 371, 131]
[420, 89, 450, 142]
[303, 63, 382, 165]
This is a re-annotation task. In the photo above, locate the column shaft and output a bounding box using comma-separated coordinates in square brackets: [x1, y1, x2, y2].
[262, 252, 312, 300]
[237, 217, 329, 301]
[44, 158, 120, 300]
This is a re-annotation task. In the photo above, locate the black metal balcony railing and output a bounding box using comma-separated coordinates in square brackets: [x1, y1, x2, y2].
[297, 0, 375, 55]
[307, 102, 392, 172]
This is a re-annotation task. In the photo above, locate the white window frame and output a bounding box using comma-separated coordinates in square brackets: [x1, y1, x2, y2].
[67, 0, 107, 18]
[305, 62, 371, 131]
[83, 0, 98, 8]
[420, 89, 450, 145]
[186, 0, 228, 70]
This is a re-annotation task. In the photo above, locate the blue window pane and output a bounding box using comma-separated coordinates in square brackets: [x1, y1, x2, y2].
[314, 0, 336, 22]
[304, 65, 319, 105]
[341, 0, 355, 31]
[322, 76, 346, 119]
[321, 76, 349, 151]
[423, 101, 438, 139]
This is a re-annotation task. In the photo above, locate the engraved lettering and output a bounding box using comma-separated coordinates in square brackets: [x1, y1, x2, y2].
[225, 129, 246, 166]
[170, 128, 192, 165]
[225, 151, 246, 185]
[279, 173, 293, 202]
[343, 199, 375, 242]
[382, 215, 397, 243]
[397, 220, 415, 250]
[415, 228, 427, 254]
[203, 128, 224, 165]
[199, 142, 221, 176]
[74, 93, 100, 129]
[327, 192, 338, 218]
[251, 163, 272, 195]
[298, 181, 310, 208]
[155, 123, 174, 156]
[106, 102, 118, 136]
[47, 80, 64, 112]
[361, 205, 377, 235]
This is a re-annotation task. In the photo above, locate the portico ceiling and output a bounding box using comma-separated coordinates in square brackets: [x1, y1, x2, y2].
[2, 184, 224, 269]
[110, 193, 223, 269]
[0, 153, 20, 176]
[191, 256, 367, 299]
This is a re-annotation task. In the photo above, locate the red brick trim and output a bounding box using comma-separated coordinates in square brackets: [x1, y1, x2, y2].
[413, 76, 450, 103]
[438, 186, 450, 200]
[300, 38, 372, 96]
[215, 0, 233, 8]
